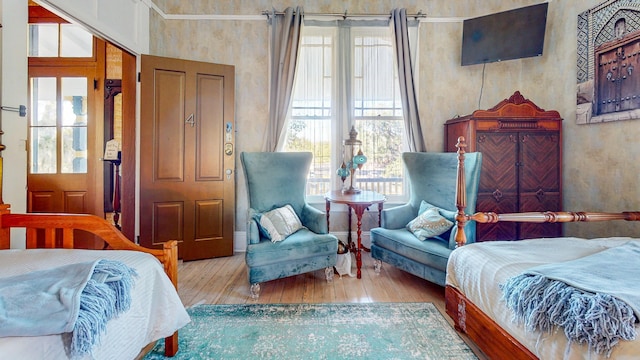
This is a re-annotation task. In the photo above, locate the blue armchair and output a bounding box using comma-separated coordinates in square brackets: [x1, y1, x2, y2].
[370, 150, 482, 286]
[241, 152, 338, 298]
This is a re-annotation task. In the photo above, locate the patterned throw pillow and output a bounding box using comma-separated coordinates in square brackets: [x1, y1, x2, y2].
[255, 204, 305, 242]
[418, 200, 456, 223]
[406, 207, 454, 241]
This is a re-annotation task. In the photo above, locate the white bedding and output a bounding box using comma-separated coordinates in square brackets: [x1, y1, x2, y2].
[446, 237, 640, 360]
[0, 248, 190, 360]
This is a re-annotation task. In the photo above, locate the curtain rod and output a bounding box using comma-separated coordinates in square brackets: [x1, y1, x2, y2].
[261, 10, 427, 20]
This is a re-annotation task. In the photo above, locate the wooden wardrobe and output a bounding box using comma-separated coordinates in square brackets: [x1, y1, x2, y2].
[444, 91, 563, 241]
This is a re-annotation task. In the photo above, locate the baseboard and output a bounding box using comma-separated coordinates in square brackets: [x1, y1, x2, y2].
[234, 231, 372, 253]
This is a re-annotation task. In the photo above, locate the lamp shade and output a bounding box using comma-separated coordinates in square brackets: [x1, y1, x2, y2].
[353, 154, 367, 165]
[337, 165, 350, 178]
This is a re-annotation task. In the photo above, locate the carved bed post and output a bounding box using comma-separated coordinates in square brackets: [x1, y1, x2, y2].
[455, 136, 468, 247]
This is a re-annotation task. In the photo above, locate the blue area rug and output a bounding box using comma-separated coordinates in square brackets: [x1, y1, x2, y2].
[144, 302, 477, 360]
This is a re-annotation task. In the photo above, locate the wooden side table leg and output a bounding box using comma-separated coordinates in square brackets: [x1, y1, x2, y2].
[355, 213, 363, 279]
[347, 206, 352, 247]
[352, 204, 368, 279]
[325, 199, 330, 232]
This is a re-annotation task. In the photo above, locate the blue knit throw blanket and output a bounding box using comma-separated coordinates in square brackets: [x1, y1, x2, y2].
[501, 242, 640, 357]
[0, 259, 137, 357]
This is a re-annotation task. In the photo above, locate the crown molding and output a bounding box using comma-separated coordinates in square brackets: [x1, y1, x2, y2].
[140, 0, 264, 21]
[135, 0, 554, 23]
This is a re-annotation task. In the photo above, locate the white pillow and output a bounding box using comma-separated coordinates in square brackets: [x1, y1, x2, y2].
[257, 204, 304, 242]
[406, 207, 454, 241]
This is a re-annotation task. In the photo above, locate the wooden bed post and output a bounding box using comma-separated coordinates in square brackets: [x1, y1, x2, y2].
[0, 156, 4, 204]
[162, 240, 179, 357]
[454, 136, 469, 248]
[0, 203, 10, 250]
[0, 156, 10, 249]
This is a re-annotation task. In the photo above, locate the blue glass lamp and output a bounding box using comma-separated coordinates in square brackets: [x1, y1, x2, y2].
[338, 126, 367, 194]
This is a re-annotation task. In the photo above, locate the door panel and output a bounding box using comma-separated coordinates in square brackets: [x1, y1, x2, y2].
[30, 192, 54, 211]
[520, 133, 560, 192]
[154, 70, 186, 181]
[140, 55, 235, 261]
[153, 202, 184, 243]
[476, 194, 517, 242]
[619, 40, 640, 111]
[597, 49, 620, 115]
[476, 133, 518, 193]
[65, 191, 87, 213]
[195, 200, 223, 239]
[196, 74, 224, 181]
[519, 132, 561, 239]
[475, 132, 518, 242]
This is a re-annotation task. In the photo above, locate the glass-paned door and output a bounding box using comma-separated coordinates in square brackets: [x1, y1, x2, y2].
[28, 67, 98, 218]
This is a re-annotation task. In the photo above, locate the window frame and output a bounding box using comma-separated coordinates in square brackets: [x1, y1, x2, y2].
[284, 24, 409, 204]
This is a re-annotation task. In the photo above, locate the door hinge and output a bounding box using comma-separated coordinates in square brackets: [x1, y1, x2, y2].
[138, 72, 141, 82]
[94, 78, 98, 90]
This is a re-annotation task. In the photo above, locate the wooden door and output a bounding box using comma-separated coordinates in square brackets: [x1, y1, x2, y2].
[27, 66, 103, 248]
[518, 132, 561, 239]
[596, 33, 640, 115]
[139, 55, 235, 261]
[597, 48, 621, 115]
[475, 132, 518, 241]
[618, 39, 640, 112]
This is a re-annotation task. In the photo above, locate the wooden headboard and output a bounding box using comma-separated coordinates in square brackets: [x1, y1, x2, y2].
[452, 136, 640, 247]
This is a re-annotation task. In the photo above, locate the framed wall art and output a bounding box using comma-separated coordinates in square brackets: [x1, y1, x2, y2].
[577, 0, 640, 124]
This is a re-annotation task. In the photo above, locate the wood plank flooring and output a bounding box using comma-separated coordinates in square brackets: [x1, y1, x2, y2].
[177, 251, 487, 359]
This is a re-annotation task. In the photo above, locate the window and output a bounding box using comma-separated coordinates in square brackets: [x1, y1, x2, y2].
[28, 22, 94, 175]
[29, 23, 93, 58]
[283, 25, 407, 201]
[30, 76, 89, 174]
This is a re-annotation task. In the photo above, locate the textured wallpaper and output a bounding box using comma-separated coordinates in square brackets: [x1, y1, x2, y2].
[150, 0, 640, 239]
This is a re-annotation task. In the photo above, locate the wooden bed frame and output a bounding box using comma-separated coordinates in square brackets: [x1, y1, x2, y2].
[447, 136, 640, 359]
[0, 201, 180, 357]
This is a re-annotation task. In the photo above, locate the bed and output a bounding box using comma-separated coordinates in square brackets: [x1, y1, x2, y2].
[445, 136, 640, 359]
[0, 202, 190, 359]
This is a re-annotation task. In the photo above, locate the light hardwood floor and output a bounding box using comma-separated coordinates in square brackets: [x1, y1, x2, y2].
[177, 250, 487, 358]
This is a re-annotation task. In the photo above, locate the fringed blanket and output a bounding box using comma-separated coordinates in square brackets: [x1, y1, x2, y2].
[501, 241, 640, 357]
[0, 259, 137, 357]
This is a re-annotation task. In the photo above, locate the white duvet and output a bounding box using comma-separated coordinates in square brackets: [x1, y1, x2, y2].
[0, 248, 190, 360]
[446, 237, 640, 360]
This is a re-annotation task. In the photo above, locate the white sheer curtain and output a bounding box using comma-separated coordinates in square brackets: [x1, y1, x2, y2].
[283, 18, 409, 199]
[391, 8, 426, 152]
[263, 7, 303, 152]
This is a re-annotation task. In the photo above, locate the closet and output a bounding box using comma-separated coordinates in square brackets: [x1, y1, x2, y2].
[444, 91, 563, 241]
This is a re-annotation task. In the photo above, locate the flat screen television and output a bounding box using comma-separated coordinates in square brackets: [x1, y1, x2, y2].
[461, 3, 548, 66]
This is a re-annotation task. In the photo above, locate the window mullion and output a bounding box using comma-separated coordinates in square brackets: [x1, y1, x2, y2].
[56, 76, 63, 174]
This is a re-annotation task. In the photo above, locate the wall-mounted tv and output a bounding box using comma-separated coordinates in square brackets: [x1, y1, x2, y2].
[461, 2, 548, 66]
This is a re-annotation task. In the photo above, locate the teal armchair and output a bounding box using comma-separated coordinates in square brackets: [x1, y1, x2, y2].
[241, 152, 338, 298]
[370, 151, 482, 286]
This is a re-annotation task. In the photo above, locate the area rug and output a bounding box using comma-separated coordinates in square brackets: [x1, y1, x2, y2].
[144, 302, 477, 360]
